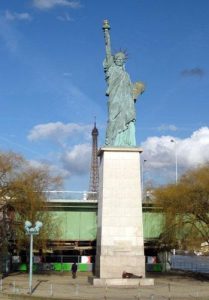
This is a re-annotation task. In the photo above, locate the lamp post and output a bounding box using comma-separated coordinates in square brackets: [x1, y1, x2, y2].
[141, 159, 147, 201]
[170, 139, 178, 184]
[24, 220, 43, 294]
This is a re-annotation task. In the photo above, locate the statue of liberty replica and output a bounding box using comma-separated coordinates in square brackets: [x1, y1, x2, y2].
[93, 20, 148, 285]
[103, 20, 145, 147]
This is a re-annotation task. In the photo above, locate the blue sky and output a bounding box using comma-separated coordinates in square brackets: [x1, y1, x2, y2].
[0, 0, 209, 190]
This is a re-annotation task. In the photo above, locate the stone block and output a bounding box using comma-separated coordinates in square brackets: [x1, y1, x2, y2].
[95, 148, 146, 280]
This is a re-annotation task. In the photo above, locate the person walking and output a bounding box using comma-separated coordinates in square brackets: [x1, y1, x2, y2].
[71, 262, 78, 279]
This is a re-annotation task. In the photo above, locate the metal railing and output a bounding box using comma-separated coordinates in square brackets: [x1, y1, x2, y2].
[45, 191, 98, 202]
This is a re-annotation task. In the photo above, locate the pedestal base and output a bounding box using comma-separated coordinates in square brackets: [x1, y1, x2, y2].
[89, 277, 154, 287]
[95, 147, 146, 279]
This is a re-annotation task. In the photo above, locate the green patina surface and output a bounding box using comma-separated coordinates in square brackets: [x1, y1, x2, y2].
[47, 209, 164, 241]
[102, 20, 144, 147]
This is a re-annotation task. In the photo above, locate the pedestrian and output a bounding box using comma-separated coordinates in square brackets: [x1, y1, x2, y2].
[71, 262, 78, 279]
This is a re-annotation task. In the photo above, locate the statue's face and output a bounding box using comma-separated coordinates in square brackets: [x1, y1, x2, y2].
[114, 53, 125, 66]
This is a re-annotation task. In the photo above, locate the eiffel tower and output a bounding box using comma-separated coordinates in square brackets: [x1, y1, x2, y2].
[88, 121, 99, 200]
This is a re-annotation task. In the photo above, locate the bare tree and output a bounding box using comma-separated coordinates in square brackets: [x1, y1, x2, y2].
[0, 151, 62, 273]
[154, 165, 209, 250]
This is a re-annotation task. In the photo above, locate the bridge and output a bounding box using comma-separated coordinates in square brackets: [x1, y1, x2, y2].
[0, 191, 164, 274]
[44, 191, 164, 253]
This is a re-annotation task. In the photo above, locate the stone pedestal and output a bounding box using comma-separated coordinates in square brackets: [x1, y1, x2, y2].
[94, 147, 145, 283]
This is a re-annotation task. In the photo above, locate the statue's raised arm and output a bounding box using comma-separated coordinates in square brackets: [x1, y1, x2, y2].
[102, 20, 112, 66]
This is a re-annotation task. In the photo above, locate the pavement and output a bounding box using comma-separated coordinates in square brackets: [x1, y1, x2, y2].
[1, 271, 209, 299]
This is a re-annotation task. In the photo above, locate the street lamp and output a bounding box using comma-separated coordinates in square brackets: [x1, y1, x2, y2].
[24, 220, 43, 294]
[170, 139, 178, 184]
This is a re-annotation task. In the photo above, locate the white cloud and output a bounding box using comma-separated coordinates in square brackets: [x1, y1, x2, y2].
[0, 10, 31, 53]
[57, 13, 73, 22]
[29, 159, 70, 178]
[33, 0, 80, 10]
[157, 124, 177, 131]
[63, 72, 72, 76]
[142, 135, 173, 169]
[28, 123, 93, 183]
[0, 15, 18, 53]
[28, 122, 91, 142]
[178, 127, 209, 167]
[61, 143, 91, 175]
[142, 127, 209, 184]
[5, 10, 32, 21]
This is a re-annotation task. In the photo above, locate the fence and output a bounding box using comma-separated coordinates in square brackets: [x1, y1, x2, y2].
[171, 254, 209, 273]
[14, 253, 209, 275]
[1, 274, 209, 299]
[13, 254, 164, 274]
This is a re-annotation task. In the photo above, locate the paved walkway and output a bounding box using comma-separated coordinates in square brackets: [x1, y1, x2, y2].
[1, 271, 209, 299]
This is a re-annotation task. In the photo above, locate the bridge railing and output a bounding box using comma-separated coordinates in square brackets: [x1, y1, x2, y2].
[44, 191, 98, 202]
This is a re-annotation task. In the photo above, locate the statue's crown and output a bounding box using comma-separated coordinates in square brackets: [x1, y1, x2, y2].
[114, 49, 128, 61]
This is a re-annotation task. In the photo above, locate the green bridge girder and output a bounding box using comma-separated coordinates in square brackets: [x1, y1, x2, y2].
[47, 201, 164, 241]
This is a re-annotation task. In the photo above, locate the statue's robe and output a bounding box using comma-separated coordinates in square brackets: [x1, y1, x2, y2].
[104, 57, 136, 146]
